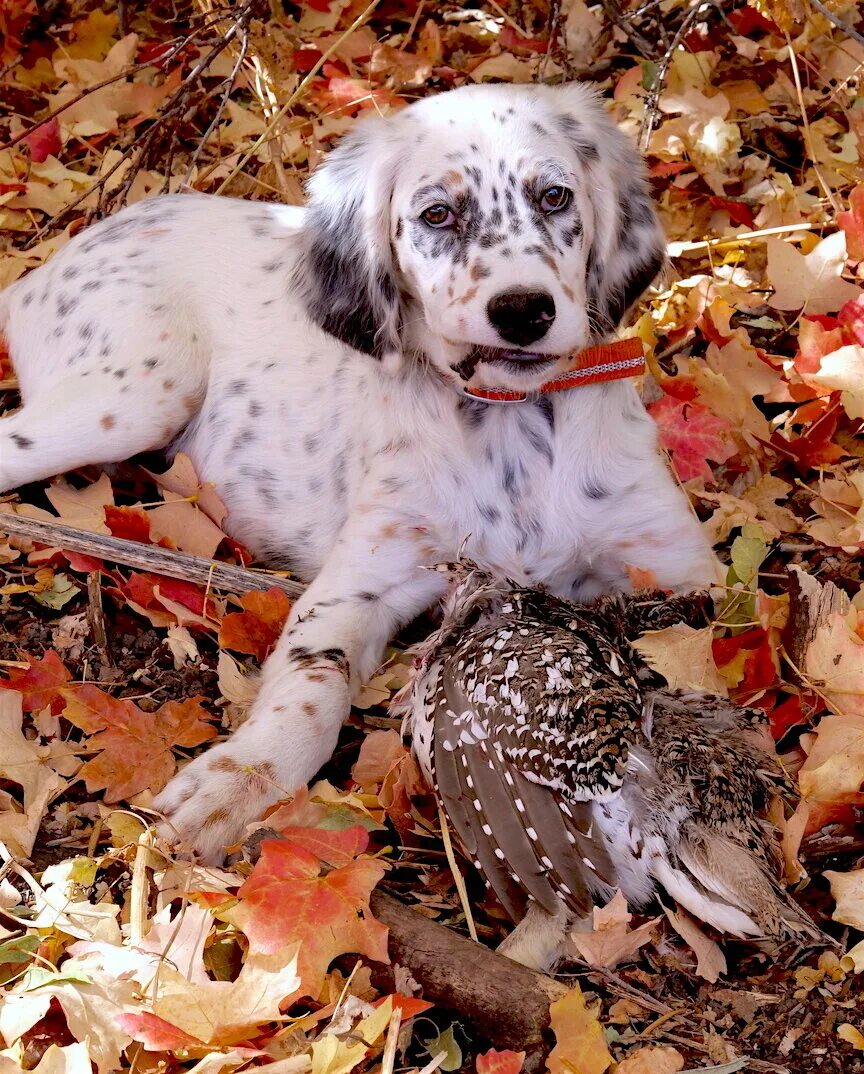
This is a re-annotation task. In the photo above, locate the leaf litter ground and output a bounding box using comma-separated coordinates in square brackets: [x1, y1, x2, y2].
[2, 1, 864, 1072]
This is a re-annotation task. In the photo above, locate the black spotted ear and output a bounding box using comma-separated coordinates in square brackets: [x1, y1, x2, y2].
[298, 117, 404, 362]
[546, 82, 666, 339]
[584, 176, 666, 338]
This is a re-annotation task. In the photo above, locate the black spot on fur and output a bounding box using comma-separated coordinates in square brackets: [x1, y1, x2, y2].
[11, 433, 33, 449]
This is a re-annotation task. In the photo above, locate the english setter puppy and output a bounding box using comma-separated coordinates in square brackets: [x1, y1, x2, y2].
[0, 83, 718, 862]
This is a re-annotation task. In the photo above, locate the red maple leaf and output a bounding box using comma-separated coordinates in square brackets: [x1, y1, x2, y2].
[218, 588, 291, 662]
[647, 395, 736, 482]
[22, 118, 61, 163]
[839, 184, 864, 261]
[105, 505, 152, 544]
[118, 1012, 202, 1050]
[231, 838, 388, 998]
[0, 651, 71, 713]
[60, 687, 217, 800]
[476, 1049, 526, 1074]
[122, 571, 210, 617]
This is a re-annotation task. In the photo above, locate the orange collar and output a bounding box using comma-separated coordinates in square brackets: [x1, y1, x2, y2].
[462, 337, 645, 403]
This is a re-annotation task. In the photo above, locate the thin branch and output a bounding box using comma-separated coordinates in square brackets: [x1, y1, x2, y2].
[0, 512, 303, 598]
[811, 0, 864, 48]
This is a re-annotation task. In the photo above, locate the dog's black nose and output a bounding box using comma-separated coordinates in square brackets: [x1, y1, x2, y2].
[487, 289, 556, 346]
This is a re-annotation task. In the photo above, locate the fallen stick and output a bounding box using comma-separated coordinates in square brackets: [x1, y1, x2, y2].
[369, 889, 568, 1070]
[0, 511, 303, 598]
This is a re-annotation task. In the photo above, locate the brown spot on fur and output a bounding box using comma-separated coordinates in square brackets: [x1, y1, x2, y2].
[100, 414, 115, 430]
[163, 378, 176, 390]
[302, 702, 318, 716]
[457, 286, 479, 306]
[561, 283, 576, 302]
[443, 169, 464, 186]
[307, 672, 326, 682]
[379, 522, 399, 539]
[212, 756, 241, 773]
[202, 807, 231, 828]
[183, 394, 199, 412]
[470, 260, 490, 282]
[540, 252, 559, 275]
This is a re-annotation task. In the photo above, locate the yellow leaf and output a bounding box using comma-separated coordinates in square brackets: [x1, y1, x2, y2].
[311, 997, 393, 1074]
[825, 868, 864, 931]
[805, 611, 864, 718]
[633, 624, 728, 696]
[798, 711, 864, 801]
[547, 984, 612, 1074]
[838, 1023, 864, 1050]
[0, 691, 67, 858]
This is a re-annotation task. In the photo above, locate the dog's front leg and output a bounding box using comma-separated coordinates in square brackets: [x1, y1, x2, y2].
[154, 515, 445, 863]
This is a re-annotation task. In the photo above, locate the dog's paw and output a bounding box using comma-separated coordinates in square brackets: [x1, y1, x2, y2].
[153, 739, 288, 864]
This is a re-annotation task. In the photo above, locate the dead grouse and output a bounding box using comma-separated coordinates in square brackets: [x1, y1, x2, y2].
[399, 564, 820, 967]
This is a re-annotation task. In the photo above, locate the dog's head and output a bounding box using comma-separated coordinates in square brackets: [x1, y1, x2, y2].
[299, 82, 664, 393]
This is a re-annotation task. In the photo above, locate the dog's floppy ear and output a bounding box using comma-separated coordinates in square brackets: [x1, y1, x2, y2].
[298, 115, 404, 364]
[549, 83, 666, 339]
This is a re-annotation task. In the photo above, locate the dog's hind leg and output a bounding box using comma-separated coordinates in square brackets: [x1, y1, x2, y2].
[0, 293, 207, 493]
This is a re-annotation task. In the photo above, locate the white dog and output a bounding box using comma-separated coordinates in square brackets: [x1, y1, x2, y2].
[0, 82, 718, 862]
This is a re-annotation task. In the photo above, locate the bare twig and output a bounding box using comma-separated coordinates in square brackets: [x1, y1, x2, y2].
[811, 0, 864, 48]
[0, 512, 303, 598]
[86, 569, 112, 666]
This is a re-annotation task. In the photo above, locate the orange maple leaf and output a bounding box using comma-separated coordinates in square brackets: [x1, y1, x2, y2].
[219, 587, 291, 662]
[60, 686, 217, 801]
[0, 651, 71, 713]
[839, 184, 864, 262]
[231, 838, 389, 998]
[476, 1048, 526, 1074]
[648, 395, 737, 483]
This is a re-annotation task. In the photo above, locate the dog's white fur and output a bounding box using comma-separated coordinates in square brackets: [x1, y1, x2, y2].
[0, 83, 718, 862]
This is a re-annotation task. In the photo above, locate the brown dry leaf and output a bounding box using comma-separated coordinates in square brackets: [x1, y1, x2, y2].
[633, 624, 728, 696]
[766, 233, 861, 314]
[664, 906, 727, 982]
[804, 611, 864, 718]
[145, 452, 228, 528]
[120, 944, 301, 1046]
[825, 867, 864, 931]
[546, 984, 612, 1074]
[568, 890, 659, 969]
[0, 690, 67, 857]
[614, 1046, 684, 1074]
[798, 709, 864, 803]
[0, 1044, 92, 1074]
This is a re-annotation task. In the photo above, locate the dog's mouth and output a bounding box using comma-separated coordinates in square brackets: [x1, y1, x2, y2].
[451, 347, 561, 381]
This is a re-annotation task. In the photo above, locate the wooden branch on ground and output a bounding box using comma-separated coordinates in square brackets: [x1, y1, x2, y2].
[0, 511, 303, 598]
[369, 890, 568, 1071]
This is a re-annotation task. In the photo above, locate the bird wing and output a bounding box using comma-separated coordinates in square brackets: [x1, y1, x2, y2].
[428, 615, 633, 919]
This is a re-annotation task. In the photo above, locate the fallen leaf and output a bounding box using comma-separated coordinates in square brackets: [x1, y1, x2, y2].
[0, 690, 67, 857]
[798, 711, 864, 802]
[60, 687, 217, 800]
[838, 1023, 864, 1050]
[766, 233, 862, 314]
[476, 1047, 525, 1074]
[664, 906, 727, 982]
[568, 891, 659, 969]
[0, 1043, 92, 1074]
[0, 649, 71, 712]
[119, 943, 301, 1045]
[614, 1045, 685, 1074]
[219, 587, 292, 662]
[229, 838, 388, 999]
[547, 984, 612, 1074]
[633, 624, 728, 696]
[839, 184, 864, 260]
[648, 395, 737, 482]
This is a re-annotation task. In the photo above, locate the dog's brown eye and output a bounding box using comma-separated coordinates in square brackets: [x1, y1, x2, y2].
[421, 204, 455, 228]
[540, 185, 571, 213]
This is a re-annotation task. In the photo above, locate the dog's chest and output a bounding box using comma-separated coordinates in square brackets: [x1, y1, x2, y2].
[415, 393, 627, 596]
